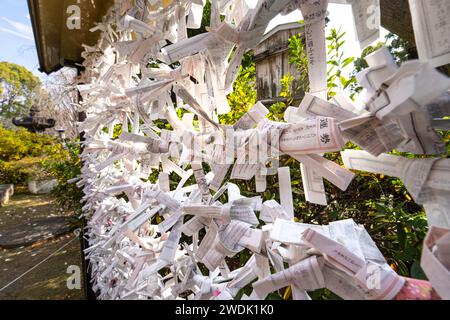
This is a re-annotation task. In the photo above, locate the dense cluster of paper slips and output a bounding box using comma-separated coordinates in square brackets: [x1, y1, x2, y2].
[71, 0, 450, 300]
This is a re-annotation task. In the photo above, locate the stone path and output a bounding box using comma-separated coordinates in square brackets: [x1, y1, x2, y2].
[0, 216, 74, 249]
[0, 189, 85, 300]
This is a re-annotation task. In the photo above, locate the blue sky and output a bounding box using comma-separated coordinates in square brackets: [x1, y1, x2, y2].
[0, 1, 43, 79]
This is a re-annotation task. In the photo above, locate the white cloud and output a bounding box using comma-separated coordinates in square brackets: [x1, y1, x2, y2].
[0, 17, 33, 41]
[0, 26, 33, 41]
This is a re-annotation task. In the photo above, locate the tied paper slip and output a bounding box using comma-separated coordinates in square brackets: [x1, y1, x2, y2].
[252, 256, 325, 299]
[279, 117, 345, 154]
[289, 153, 355, 191]
[160, 22, 237, 64]
[342, 150, 450, 228]
[297, 93, 358, 121]
[423, 194, 450, 231]
[288, 94, 345, 206]
[351, 47, 449, 155]
[346, 0, 381, 49]
[270, 218, 376, 261]
[270, 219, 330, 245]
[421, 226, 450, 299]
[299, 0, 329, 98]
[409, 0, 450, 67]
[201, 221, 250, 271]
[289, 94, 356, 203]
[266, 219, 407, 300]
[209, 102, 269, 191]
[300, 163, 327, 206]
[341, 150, 450, 198]
[365, 61, 450, 120]
[259, 200, 292, 223]
[277, 167, 294, 219]
[301, 229, 405, 300]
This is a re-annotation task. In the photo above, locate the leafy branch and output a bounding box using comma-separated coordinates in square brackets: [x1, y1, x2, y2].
[326, 27, 356, 99]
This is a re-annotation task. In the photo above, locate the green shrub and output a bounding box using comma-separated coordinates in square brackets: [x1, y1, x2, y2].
[41, 140, 83, 214]
[0, 126, 66, 162]
[0, 159, 30, 184]
[0, 126, 83, 215]
[0, 126, 69, 185]
[220, 52, 257, 125]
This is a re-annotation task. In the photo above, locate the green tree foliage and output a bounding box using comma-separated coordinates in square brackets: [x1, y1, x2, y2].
[385, 32, 418, 64]
[326, 28, 356, 98]
[0, 62, 41, 121]
[220, 52, 257, 125]
[0, 125, 82, 212]
[0, 125, 68, 183]
[267, 74, 295, 122]
[269, 26, 358, 121]
[0, 126, 63, 162]
[287, 31, 309, 94]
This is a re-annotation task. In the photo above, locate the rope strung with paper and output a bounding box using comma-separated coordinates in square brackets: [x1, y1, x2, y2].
[74, 0, 450, 300]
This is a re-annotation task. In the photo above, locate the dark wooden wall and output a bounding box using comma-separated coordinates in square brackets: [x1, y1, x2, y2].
[254, 26, 305, 106]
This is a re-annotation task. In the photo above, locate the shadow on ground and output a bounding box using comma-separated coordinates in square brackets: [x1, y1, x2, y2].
[0, 188, 85, 300]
